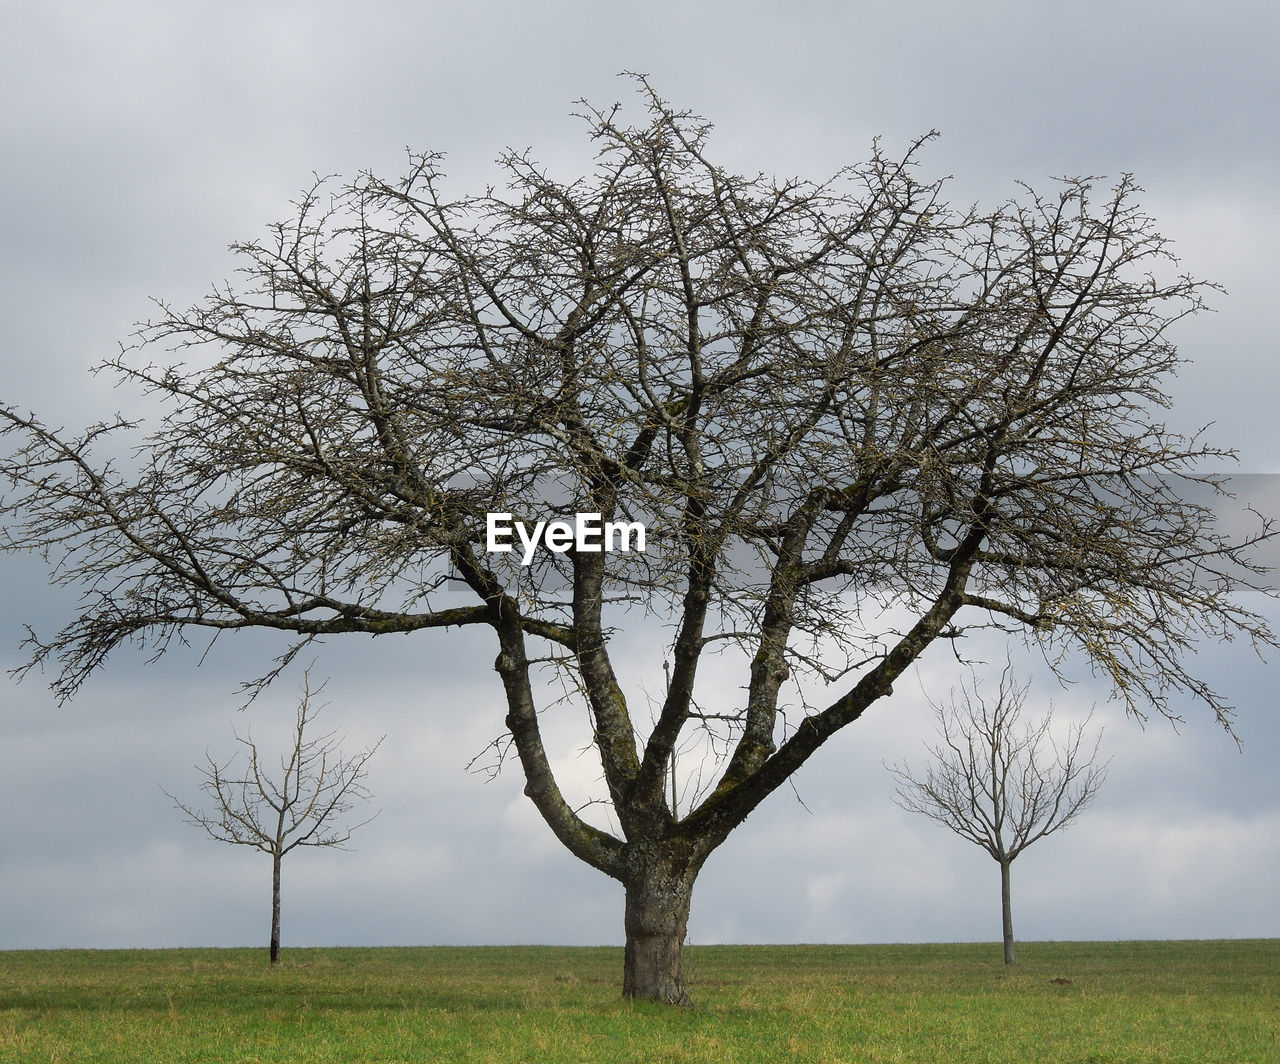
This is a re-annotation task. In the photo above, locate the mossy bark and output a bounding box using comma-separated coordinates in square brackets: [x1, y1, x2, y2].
[622, 857, 696, 1006]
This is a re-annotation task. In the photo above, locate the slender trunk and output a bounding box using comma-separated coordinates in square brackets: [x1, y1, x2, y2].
[622, 855, 697, 1005]
[1000, 858, 1015, 965]
[270, 851, 282, 966]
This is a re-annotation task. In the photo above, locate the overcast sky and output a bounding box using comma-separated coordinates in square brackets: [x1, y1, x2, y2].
[1, 1, 1277, 953]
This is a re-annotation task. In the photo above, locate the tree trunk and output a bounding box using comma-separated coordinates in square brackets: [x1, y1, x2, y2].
[270, 852, 282, 966]
[622, 856, 696, 1005]
[1000, 858, 1015, 965]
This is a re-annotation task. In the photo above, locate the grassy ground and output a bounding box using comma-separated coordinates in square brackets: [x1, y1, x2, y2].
[0, 940, 1276, 1063]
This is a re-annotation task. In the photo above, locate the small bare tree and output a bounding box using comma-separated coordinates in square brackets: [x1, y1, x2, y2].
[888, 663, 1108, 964]
[166, 674, 382, 964]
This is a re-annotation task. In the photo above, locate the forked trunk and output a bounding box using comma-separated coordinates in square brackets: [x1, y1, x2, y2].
[270, 852, 282, 966]
[1000, 858, 1015, 965]
[622, 856, 696, 1005]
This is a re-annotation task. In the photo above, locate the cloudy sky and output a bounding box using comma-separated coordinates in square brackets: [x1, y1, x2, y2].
[1, 1, 1277, 953]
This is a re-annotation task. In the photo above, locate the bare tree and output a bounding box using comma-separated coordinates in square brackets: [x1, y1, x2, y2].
[888, 663, 1109, 964]
[165, 673, 382, 965]
[1, 77, 1274, 1003]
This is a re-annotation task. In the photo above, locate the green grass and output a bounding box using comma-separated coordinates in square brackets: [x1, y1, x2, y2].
[1, 941, 1276, 1063]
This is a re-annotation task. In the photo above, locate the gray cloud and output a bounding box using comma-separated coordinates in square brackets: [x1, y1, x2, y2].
[1, 0, 1277, 951]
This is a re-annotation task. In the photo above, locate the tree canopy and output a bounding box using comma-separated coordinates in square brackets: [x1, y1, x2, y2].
[2, 79, 1273, 1002]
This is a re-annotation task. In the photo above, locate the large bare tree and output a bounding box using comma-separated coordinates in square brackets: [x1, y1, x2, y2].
[888, 663, 1108, 964]
[165, 672, 381, 965]
[1, 79, 1273, 1003]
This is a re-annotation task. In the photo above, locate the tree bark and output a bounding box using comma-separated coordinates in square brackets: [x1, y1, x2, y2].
[270, 851, 282, 966]
[622, 855, 697, 1005]
[1000, 859, 1015, 965]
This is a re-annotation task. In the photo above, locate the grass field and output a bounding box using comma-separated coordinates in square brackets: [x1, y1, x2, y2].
[1, 940, 1276, 1063]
